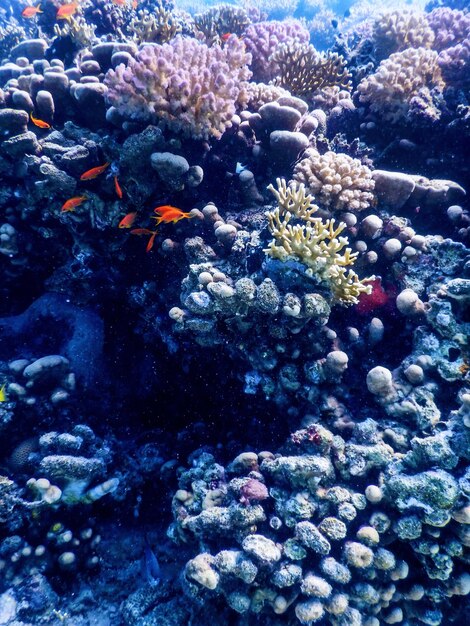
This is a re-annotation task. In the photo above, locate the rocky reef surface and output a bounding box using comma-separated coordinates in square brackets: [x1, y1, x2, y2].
[0, 0, 468, 624]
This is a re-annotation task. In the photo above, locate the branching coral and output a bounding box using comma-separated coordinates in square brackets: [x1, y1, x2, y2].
[265, 178, 372, 305]
[243, 19, 310, 82]
[372, 10, 435, 58]
[0, 24, 26, 60]
[293, 149, 376, 213]
[427, 8, 470, 52]
[104, 35, 252, 139]
[194, 4, 251, 42]
[54, 16, 96, 49]
[270, 42, 352, 97]
[130, 3, 183, 44]
[357, 47, 445, 124]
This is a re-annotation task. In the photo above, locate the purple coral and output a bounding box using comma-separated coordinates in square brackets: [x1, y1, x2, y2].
[427, 8, 470, 51]
[239, 478, 269, 505]
[243, 19, 310, 82]
[104, 35, 252, 140]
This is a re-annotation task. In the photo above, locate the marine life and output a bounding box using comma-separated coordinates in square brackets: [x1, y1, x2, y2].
[0, 1, 468, 625]
[30, 113, 51, 129]
[56, 2, 79, 20]
[141, 534, 161, 586]
[130, 228, 158, 252]
[80, 162, 110, 181]
[21, 5, 42, 17]
[118, 212, 137, 228]
[61, 195, 87, 212]
[152, 205, 194, 225]
[114, 176, 123, 199]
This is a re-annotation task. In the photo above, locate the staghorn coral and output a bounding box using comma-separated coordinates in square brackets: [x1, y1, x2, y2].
[265, 178, 372, 305]
[194, 4, 251, 42]
[129, 3, 183, 44]
[243, 19, 310, 83]
[293, 149, 376, 213]
[357, 47, 445, 124]
[271, 42, 352, 98]
[104, 35, 252, 140]
[372, 10, 435, 59]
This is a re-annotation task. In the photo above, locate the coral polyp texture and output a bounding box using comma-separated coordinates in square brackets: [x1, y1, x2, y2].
[0, 0, 469, 624]
[293, 149, 376, 212]
[104, 34, 252, 139]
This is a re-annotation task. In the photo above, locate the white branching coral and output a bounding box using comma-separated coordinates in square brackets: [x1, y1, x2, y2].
[293, 149, 376, 213]
[265, 178, 373, 305]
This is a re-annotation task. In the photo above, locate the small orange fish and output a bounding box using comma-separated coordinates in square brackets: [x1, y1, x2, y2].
[61, 195, 87, 212]
[80, 162, 110, 181]
[131, 0, 138, 8]
[220, 33, 232, 42]
[130, 228, 158, 252]
[30, 112, 51, 129]
[112, 0, 126, 5]
[56, 2, 79, 20]
[119, 212, 137, 229]
[22, 5, 42, 17]
[114, 176, 123, 199]
[152, 205, 194, 225]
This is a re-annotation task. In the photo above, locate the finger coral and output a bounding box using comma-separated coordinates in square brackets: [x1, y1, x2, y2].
[265, 178, 373, 305]
[104, 35, 252, 140]
[357, 47, 445, 124]
[293, 148, 376, 212]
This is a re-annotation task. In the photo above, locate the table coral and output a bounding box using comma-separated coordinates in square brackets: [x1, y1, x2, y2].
[104, 35, 252, 139]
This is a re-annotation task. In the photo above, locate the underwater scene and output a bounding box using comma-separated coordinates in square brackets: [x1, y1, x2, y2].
[0, 0, 469, 622]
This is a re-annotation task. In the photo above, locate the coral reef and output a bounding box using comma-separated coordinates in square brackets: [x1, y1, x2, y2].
[104, 35, 252, 139]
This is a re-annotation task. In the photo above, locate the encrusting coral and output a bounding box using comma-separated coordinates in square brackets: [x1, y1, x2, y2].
[293, 149, 376, 213]
[104, 34, 252, 139]
[265, 178, 373, 305]
[270, 42, 352, 98]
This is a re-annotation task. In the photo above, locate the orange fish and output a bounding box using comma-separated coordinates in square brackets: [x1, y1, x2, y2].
[114, 176, 123, 199]
[30, 112, 51, 129]
[130, 228, 158, 252]
[131, 0, 138, 8]
[61, 195, 87, 212]
[80, 162, 110, 181]
[152, 205, 194, 225]
[56, 2, 79, 20]
[22, 5, 42, 17]
[118, 212, 137, 229]
[220, 33, 232, 42]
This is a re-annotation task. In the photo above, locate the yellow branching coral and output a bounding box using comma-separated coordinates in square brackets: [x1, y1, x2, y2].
[270, 42, 351, 97]
[265, 178, 373, 305]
